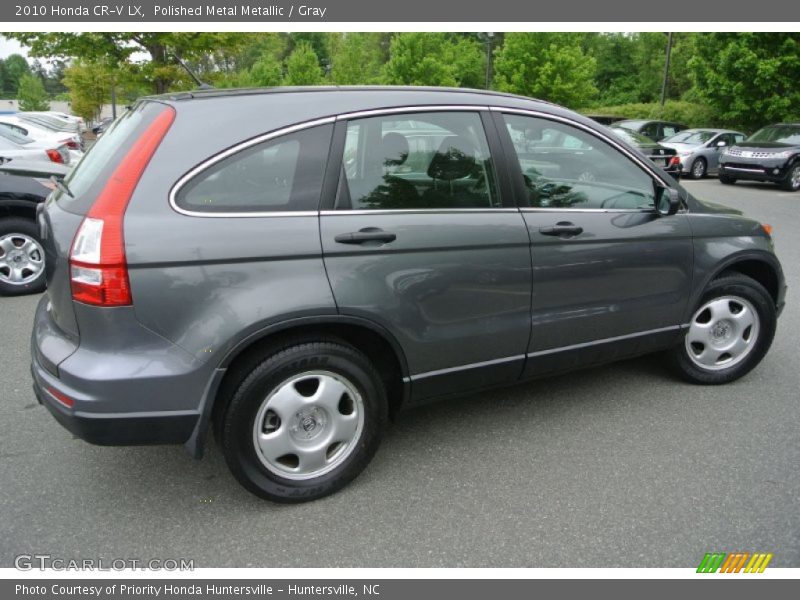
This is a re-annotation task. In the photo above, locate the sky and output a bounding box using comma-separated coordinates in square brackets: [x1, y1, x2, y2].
[0, 36, 27, 61]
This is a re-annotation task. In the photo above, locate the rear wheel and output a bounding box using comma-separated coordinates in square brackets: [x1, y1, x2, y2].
[0, 218, 46, 296]
[719, 174, 736, 185]
[781, 164, 800, 191]
[220, 341, 388, 502]
[690, 157, 707, 179]
[670, 274, 776, 384]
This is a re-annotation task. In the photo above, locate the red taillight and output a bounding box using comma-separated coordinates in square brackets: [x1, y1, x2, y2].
[60, 138, 80, 150]
[69, 107, 175, 307]
[47, 387, 75, 408]
[668, 156, 681, 166]
[46, 148, 64, 163]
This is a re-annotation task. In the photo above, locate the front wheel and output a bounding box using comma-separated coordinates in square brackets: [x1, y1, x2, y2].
[670, 274, 776, 384]
[781, 164, 800, 191]
[220, 341, 388, 502]
[719, 174, 736, 185]
[690, 157, 707, 179]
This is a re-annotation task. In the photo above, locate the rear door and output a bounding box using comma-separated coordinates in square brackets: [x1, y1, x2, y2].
[320, 108, 532, 400]
[495, 110, 693, 377]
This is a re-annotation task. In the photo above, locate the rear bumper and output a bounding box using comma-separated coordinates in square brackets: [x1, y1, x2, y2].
[30, 295, 206, 447]
[31, 361, 198, 446]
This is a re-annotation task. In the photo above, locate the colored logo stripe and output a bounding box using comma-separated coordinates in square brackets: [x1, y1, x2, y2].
[697, 552, 773, 573]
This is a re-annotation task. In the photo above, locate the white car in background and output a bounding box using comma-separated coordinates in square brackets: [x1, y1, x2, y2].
[0, 125, 70, 166]
[0, 116, 83, 162]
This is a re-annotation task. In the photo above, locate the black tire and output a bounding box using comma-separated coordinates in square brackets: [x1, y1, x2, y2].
[220, 340, 388, 503]
[669, 274, 776, 384]
[719, 174, 736, 185]
[780, 163, 800, 192]
[690, 157, 707, 179]
[0, 218, 46, 296]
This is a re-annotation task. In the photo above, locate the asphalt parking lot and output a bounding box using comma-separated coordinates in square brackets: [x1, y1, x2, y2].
[1, 179, 798, 568]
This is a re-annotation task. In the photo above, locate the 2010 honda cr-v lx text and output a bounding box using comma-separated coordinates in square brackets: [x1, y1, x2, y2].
[31, 87, 786, 502]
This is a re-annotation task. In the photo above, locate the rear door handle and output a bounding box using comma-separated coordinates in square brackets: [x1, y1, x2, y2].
[335, 227, 397, 245]
[539, 222, 584, 237]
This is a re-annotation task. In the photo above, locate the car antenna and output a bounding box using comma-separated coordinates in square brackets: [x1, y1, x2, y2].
[170, 51, 214, 90]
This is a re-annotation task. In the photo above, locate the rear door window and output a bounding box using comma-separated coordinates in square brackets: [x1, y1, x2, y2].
[175, 124, 332, 213]
[336, 111, 500, 210]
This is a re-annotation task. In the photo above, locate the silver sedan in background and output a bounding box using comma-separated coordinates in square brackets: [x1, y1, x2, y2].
[661, 128, 746, 179]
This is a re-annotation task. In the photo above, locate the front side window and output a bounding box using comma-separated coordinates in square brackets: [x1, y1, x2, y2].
[176, 123, 332, 213]
[336, 111, 500, 210]
[504, 114, 656, 210]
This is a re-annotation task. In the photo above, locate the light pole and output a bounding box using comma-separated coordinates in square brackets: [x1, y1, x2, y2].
[484, 32, 495, 90]
[660, 32, 674, 108]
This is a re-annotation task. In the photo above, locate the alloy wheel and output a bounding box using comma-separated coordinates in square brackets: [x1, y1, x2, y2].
[252, 370, 365, 480]
[685, 295, 760, 371]
[0, 233, 45, 286]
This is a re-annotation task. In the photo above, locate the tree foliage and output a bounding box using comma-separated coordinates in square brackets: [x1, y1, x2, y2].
[62, 60, 112, 122]
[1, 53, 30, 96]
[328, 33, 386, 85]
[688, 33, 800, 130]
[382, 33, 484, 87]
[282, 42, 324, 86]
[16, 73, 49, 111]
[5, 33, 246, 93]
[494, 33, 597, 107]
[5, 32, 800, 131]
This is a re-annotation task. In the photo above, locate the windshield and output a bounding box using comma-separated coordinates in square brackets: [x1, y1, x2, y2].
[662, 130, 716, 144]
[747, 125, 800, 144]
[0, 123, 33, 145]
[610, 126, 654, 145]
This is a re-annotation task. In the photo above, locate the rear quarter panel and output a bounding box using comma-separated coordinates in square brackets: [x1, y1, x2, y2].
[124, 99, 337, 365]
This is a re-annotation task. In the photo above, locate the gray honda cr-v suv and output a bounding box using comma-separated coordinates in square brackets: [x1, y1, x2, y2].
[31, 87, 786, 502]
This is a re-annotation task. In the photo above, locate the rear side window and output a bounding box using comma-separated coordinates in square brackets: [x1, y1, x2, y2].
[175, 124, 333, 213]
[60, 101, 171, 214]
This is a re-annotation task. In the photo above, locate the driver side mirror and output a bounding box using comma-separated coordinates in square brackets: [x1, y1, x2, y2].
[656, 185, 681, 216]
[716, 140, 727, 147]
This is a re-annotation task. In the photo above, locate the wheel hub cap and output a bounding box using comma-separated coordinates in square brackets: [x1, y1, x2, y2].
[292, 407, 327, 440]
[0, 233, 44, 285]
[685, 295, 760, 371]
[252, 370, 365, 480]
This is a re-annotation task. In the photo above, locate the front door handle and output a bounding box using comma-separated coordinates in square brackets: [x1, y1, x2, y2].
[335, 227, 397, 245]
[539, 222, 584, 237]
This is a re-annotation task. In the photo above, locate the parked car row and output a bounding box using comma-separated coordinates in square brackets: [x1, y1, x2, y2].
[0, 111, 88, 296]
[589, 117, 800, 191]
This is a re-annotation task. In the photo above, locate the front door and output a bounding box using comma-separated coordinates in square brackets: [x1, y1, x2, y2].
[320, 109, 532, 400]
[496, 111, 694, 377]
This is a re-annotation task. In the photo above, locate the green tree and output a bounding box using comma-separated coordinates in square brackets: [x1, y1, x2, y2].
[688, 33, 800, 130]
[5, 33, 246, 94]
[2, 53, 30, 96]
[249, 54, 283, 87]
[494, 33, 597, 107]
[328, 33, 385, 85]
[16, 73, 49, 111]
[382, 33, 484, 87]
[282, 42, 324, 86]
[62, 60, 112, 123]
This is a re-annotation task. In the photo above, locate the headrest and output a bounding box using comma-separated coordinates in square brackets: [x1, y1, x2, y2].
[381, 132, 410, 167]
[427, 136, 478, 181]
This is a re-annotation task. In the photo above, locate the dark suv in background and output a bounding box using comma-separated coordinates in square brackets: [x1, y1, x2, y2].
[718, 123, 800, 191]
[613, 119, 688, 142]
[31, 87, 786, 502]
